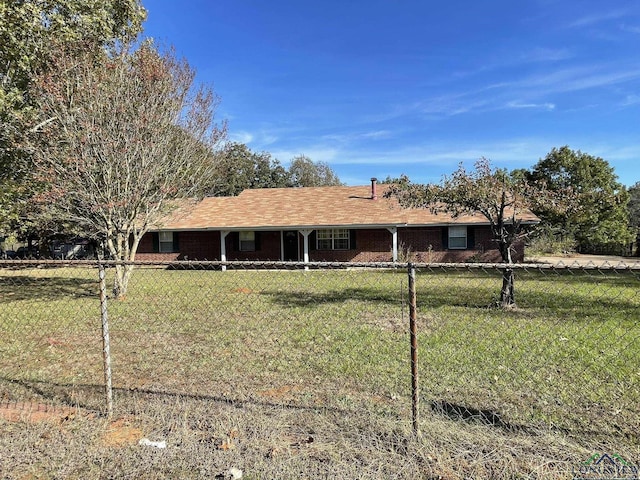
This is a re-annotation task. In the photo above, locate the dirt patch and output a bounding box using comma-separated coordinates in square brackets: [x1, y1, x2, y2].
[101, 417, 144, 447]
[258, 385, 300, 400]
[0, 402, 80, 424]
[233, 287, 253, 294]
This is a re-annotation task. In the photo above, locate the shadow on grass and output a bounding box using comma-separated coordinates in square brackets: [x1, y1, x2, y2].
[0, 376, 350, 417]
[415, 271, 640, 314]
[430, 399, 640, 446]
[430, 400, 541, 435]
[259, 274, 639, 319]
[0, 276, 98, 303]
[260, 286, 402, 308]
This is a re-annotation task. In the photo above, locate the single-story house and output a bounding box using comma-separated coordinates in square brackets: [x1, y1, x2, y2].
[137, 179, 539, 264]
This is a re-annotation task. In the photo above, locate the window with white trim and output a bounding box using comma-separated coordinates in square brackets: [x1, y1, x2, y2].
[159, 231, 175, 253]
[316, 229, 350, 250]
[448, 226, 467, 249]
[239, 231, 256, 251]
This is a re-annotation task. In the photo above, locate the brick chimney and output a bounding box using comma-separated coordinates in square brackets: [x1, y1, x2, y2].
[371, 177, 378, 200]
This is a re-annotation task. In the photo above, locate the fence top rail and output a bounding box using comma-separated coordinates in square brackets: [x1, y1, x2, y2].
[412, 261, 640, 271]
[1, 259, 639, 272]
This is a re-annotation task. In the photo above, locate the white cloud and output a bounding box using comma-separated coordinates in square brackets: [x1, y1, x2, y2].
[360, 130, 392, 140]
[229, 129, 280, 147]
[365, 61, 638, 122]
[622, 94, 640, 106]
[506, 101, 556, 110]
[322, 130, 393, 143]
[229, 131, 253, 144]
[519, 47, 573, 63]
[512, 64, 640, 94]
[620, 23, 640, 34]
[271, 147, 340, 164]
[567, 9, 629, 28]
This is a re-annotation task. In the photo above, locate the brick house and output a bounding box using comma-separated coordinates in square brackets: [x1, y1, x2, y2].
[137, 179, 539, 263]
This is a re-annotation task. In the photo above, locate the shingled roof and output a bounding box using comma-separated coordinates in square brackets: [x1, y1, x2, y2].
[154, 184, 539, 231]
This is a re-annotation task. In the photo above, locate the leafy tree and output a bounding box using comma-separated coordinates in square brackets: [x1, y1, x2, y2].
[629, 182, 640, 256]
[387, 159, 549, 307]
[288, 155, 343, 187]
[526, 146, 634, 255]
[211, 143, 290, 196]
[0, 0, 146, 234]
[379, 175, 405, 184]
[30, 41, 226, 298]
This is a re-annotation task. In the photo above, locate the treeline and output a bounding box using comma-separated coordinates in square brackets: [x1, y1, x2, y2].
[384, 147, 640, 256]
[210, 144, 342, 197]
[518, 147, 638, 256]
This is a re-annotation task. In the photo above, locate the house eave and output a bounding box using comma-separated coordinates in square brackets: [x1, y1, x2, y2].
[149, 219, 539, 232]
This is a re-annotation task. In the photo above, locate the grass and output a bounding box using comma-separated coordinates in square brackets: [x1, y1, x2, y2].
[0, 262, 638, 478]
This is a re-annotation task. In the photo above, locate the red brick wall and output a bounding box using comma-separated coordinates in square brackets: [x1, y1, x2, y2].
[179, 231, 220, 260]
[225, 231, 282, 261]
[309, 229, 392, 262]
[137, 227, 525, 263]
[137, 231, 220, 261]
[136, 233, 179, 261]
[309, 226, 523, 263]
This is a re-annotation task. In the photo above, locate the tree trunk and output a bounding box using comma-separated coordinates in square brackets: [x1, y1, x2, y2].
[106, 232, 138, 300]
[113, 263, 134, 300]
[498, 240, 516, 307]
[500, 267, 515, 307]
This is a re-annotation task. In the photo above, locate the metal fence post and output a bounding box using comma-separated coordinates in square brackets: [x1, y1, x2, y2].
[98, 262, 114, 417]
[408, 263, 420, 437]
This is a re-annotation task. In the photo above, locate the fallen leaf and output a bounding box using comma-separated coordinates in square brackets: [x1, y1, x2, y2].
[218, 437, 235, 450]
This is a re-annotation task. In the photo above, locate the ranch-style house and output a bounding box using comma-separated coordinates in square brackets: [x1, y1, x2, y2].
[137, 179, 539, 264]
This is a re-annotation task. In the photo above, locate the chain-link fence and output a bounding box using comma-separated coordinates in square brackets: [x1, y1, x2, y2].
[1, 259, 638, 478]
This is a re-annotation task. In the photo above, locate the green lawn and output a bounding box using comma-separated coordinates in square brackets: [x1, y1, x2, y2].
[0, 263, 638, 478]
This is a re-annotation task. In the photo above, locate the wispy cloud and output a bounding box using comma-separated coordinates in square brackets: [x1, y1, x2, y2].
[230, 129, 281, 147]
[518, 47, 573, 63]
[512, 64, 640, 93]
[360, 130, 392, 139]
[229, 131, 254, 144]
[271, 147, 340, 165]
[506, 101, 556, 110]
[620, 24, 640, 34]
[333, 138, 637, 186]
[322, 130, 393, 143]
[402, 63, 640, 118]
[621, 94, 640, 106]
[304, 139, 547, 168]
[567, 9, 629, 28]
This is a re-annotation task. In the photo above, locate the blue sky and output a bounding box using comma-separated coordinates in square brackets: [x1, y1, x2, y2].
[142, 0, 640, 187]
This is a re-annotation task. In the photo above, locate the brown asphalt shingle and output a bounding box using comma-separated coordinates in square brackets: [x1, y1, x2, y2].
[154, 185, 539, 231]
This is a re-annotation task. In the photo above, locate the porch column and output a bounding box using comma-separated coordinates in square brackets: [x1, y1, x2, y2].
[387, 227, 398, 262]
[299, 229, 313, 270]
[220, 230, 230, 271]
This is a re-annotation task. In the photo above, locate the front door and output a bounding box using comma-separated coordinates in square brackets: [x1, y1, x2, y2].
[283, 231, 299, 261]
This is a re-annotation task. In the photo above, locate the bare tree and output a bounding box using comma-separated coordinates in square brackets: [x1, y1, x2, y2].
[31, 41, 226, 297]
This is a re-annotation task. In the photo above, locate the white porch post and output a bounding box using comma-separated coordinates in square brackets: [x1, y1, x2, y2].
[387, 227, 398, 262]
[220, 230, 230, 271]
[300, 229, 313, 270]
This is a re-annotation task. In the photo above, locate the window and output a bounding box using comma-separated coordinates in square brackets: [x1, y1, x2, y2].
[159, 231, 175, 252]
[316, 229, 350, 250]
[239, 231, 256, 251]
[448, 226, 467, 249]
